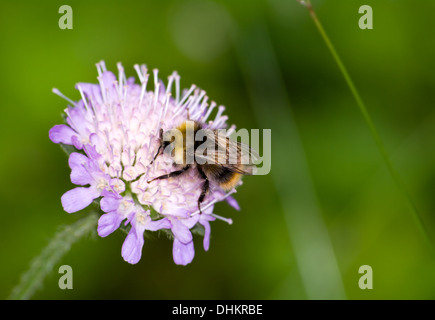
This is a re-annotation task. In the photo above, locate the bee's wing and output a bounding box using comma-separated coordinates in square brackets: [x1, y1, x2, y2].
[226, 164, 255, 175]
[217, 131, 259, 165]
[192, 130, 258, 174]
[229, 137, 259, 165]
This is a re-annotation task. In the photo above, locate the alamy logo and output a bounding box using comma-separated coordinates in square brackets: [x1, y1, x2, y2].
[58, 5, 73, 30]
[359, 5, 373, 30]
[358, 265, 373, 289]
[58, 265, 73, 290]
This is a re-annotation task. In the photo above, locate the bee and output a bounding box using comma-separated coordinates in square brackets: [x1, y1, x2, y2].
[147, 120, 257, 213]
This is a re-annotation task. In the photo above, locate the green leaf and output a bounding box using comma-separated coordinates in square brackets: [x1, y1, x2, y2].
[190, 223, 205, 237]
[118, 222, 131, 235]
[59, 143, 81, 157]
[156, 228, 174, 240]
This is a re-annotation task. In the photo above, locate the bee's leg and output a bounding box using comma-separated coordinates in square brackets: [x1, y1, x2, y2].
[150, 145, 162, 165]
[197, 167, 209, 214]
[150, 129, 164, 165]
[147, 165, 190, 183]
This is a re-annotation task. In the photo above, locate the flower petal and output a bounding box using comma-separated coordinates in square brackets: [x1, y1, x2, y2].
[69, 153, 93, 185]
[170, 218, 192, 244]
[157, 201, 190, 217]
[226, 196, 240, 211]
[49, 124, 77, 145]
[145, 217, 172, 232]
[100, 192, 121, 213]
[68, 152, 88, 169]
[173, 239, 195, 266]
[61, 187, 100, 213]
[98, 211, 124, 237]
[71, 135, 83, 150]
[121, 228, 144, 264]
[199, 220, 211, 251]
[90, 133, 108, 158]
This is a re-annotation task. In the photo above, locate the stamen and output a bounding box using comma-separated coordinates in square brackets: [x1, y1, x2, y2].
[166, 74, 175, 96]
[210, 213, 233, 225]
[191, 96, 209, 120]
[190, 90, 206, 114]
[87, 96, 100, 129]
[52, 88, 76, 106]
[77, 85, 90, 113]
[138, 74, 150, 110]
[226, 124, 236, 136]
[153, 69, 160, 107]
[174, 72, 180, 104]
[100, 61, 107, 72]
[117, 62, 126, 98]
[134, 64, 145, 83]
[190, 189, 237, 217]
[171, 96, 193, 120]
[213, 105, 225, 123]
[176, 84, 196, 109]
[202, 101, 216, 122]
[140, 65, 148, 82]
[96, 61, 107, 78]
[161, 93, 171, 122]
[212, 115, 228, 129]
[64, 108, 81, 132]
[122, 82, 128, 110]
[97, 75, 107, 104]
[96, 61, 103, 77]
[185, 91, 197, 111]
[154, 92, 171, 136]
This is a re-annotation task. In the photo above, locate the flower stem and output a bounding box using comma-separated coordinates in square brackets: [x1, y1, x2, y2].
[298, 0, 432, 248]
[8, 213, 98, 300]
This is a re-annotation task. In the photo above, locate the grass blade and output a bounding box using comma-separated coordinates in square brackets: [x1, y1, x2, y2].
[298, 0, 432, 249]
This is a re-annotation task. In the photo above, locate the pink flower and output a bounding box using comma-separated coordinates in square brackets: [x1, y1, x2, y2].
[49, 61, 242, 265]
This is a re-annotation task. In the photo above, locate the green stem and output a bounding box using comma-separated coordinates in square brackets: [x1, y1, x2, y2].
[299, 0, 432, 247]
[8, 213, 98, 300]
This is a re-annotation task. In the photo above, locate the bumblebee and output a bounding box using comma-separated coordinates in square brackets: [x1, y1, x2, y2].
[148, 120, 257, 213]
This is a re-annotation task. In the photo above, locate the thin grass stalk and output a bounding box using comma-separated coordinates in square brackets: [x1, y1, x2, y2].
[297, 0, 432, 249]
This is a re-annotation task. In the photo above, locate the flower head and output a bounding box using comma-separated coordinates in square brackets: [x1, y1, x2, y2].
[49, 61, 242, 265]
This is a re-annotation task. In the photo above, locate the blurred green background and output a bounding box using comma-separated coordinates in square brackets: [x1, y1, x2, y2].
[1, 0, 435, 299]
